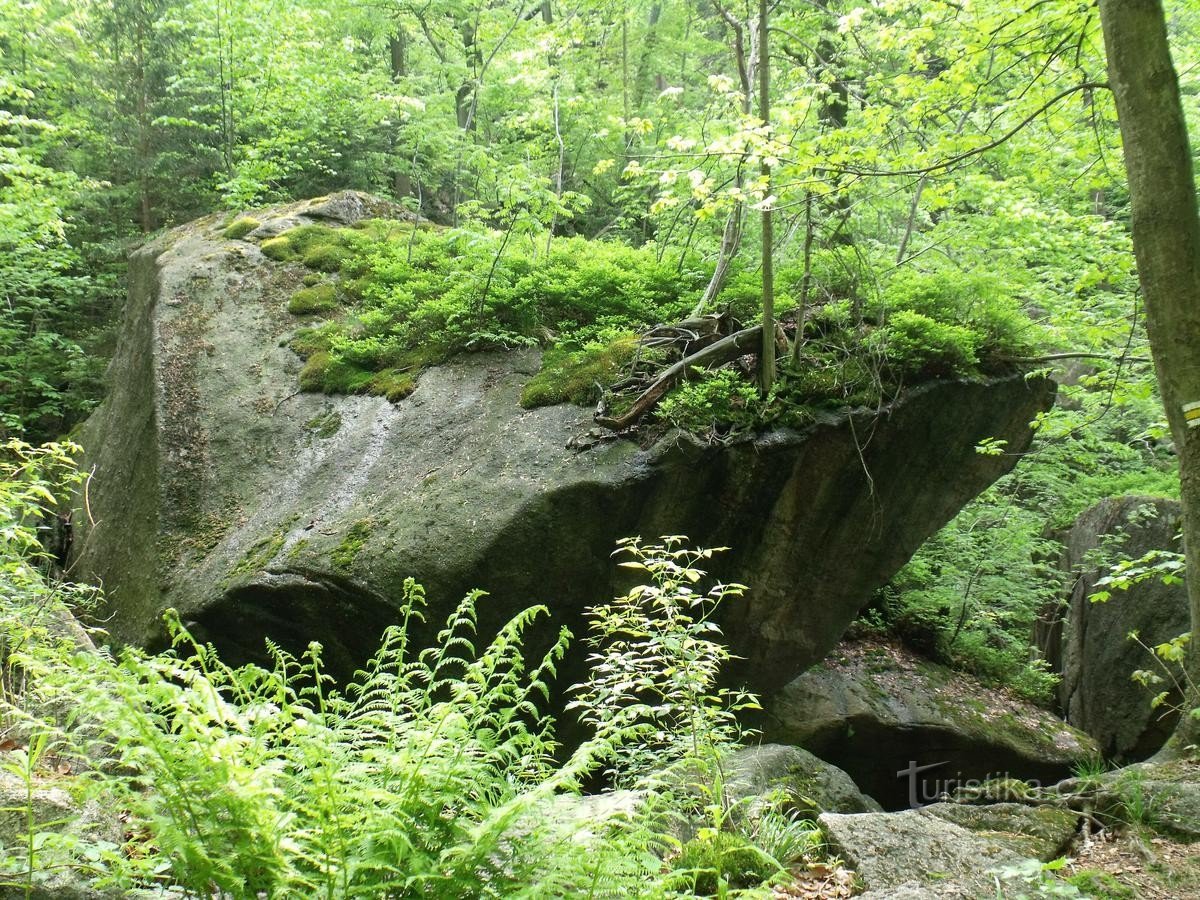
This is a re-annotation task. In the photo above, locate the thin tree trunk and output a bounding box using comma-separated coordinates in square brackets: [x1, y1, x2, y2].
[758, 0, 774, 393]
[1099, 0, 1200, 753]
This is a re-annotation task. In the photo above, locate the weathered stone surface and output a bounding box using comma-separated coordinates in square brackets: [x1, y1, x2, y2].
[832, 802, 1078, 898]
[819, 808, 1028, 895]
[720, 744, 881, 817]
[921, 802, 1079, 859]
[72, 193, 1055, 693]
[1039, 496, 1188, 761]
[763, 641, 1098, 809]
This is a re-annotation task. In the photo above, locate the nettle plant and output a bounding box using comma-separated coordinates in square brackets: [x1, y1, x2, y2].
[568, 536, 760, 786]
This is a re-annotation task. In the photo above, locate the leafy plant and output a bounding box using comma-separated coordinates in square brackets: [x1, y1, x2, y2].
[568, 536, 759, 785]
[658, 369, 768, 434]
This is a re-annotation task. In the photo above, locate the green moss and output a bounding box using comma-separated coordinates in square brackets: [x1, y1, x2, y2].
[332, 520, 372, 571]
[260, 236, 296, 261]
[230, 532, 288, 579]
[302, 242, 351, 272]
[303, 272, 325, 287]
[369, 369, 416, 401]
[521, 335, 641, 408]
[223, 217, 261, 240]
[1066, 870, 1134, 899]
[287, 284, 338, 315]
[298, 351, 376, 394]
[304, 411, 342, 438]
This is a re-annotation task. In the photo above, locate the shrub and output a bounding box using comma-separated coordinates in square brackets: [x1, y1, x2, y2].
[669, 831, 779, 894]
[871, 310, 980, 378]
[273, 221, 707, 401]
[657, 368, 765, 433]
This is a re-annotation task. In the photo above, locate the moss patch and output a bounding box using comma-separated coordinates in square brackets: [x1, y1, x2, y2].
[257, 216, 1038, 426]
[287, 284, 338, 315]
[304, 410, 342, 439]
[222, 217, 261, 240]
[368, 369, 416, 402]
[332, 520, 372, 572]
[521, 334, 642, 408]
[230, 532, 288, 580]
[260, 236, 295, 261]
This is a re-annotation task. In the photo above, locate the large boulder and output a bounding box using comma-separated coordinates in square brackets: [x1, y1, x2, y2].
[762, 641, 1098, 809]
[1041, 495, 1188, 760]
[71, 193, 1054, 693]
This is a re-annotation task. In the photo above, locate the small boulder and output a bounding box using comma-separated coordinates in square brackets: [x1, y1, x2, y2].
[819, 808, 1028, 895]
[719, 744, 881, 817]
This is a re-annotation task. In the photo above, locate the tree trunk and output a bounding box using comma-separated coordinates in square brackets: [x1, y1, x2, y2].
[1099, 0, 1200, 752]
[758, 0, 774, 393]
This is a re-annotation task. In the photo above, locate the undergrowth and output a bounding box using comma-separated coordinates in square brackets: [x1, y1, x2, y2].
[0, 443, 829, 898]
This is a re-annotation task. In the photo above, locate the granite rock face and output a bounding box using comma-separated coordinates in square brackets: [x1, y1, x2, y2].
[763, 641, 1098, 808]
[72, 193, 1055, 693]
[1041, 496, 1188, 760]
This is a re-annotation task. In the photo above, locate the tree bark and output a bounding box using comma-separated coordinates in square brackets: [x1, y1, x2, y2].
[758, 0, 774, 393]
[1099, 0, 1200, 752]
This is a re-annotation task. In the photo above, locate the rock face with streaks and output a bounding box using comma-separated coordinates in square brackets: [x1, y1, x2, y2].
[71, 193, 1055, 693]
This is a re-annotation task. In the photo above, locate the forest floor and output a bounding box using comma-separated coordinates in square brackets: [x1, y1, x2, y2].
[1064, 829, 1200, 899]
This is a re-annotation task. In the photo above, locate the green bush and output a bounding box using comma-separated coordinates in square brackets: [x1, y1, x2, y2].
[274, 221, 706, 401]
[668, 831, 779, 895]
[881, 268, 1034, 363]
[658, 368, 765, 433]
[871, 310, 981, 378]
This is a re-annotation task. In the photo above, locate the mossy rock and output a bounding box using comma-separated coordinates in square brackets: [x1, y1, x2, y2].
[223, 217, 261, 240]
[260, 236, 296, 261]
[521, 335, 641, 408]
[288, 284, 338, 316]
[302, 273, 325, 287]
[70, 192, 1056, 706]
